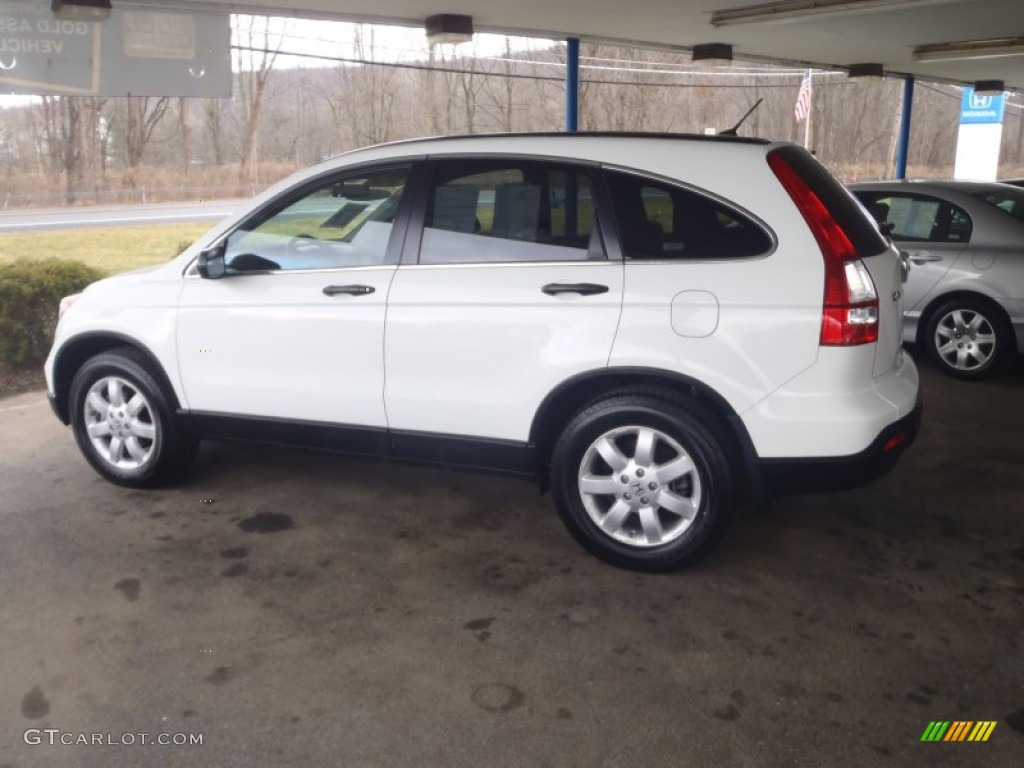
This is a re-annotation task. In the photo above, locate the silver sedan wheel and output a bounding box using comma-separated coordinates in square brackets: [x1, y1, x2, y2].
[578, 425, 702, 548]
[934, 308, 997, 371]
[82, 376, 159, 471]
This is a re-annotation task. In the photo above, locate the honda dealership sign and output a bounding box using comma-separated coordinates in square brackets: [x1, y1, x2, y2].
[954, 87, 1005, 181]
[0, 0, 230, 96]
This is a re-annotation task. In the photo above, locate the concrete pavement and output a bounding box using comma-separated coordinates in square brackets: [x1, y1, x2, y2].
[1, 357, 1022, 767]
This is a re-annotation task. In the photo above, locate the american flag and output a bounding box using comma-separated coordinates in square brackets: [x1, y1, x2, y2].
[794, 70, 812, 122]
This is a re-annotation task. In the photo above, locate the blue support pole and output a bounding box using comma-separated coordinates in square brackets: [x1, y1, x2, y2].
[895, 76, 915, 179]
[566, 37, 580, 132]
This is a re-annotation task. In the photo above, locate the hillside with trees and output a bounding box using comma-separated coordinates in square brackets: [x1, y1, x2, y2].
[1, 20, 1021, 209]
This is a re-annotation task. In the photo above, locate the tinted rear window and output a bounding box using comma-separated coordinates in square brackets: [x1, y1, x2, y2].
[771, 146, 889, 257]
[605, 170, 772, 260]
[973, 187, 1024, 223]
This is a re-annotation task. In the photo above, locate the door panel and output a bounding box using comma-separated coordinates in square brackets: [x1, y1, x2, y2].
[384, 158, 623, 442]
[177, 267, 394, 425]
[385, 262, 623, 441]
[176, 163, 413, 427]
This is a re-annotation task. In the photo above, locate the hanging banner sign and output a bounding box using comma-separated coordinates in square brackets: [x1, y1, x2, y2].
[0, 0, 231, 97]
[959, 87, 1006, 125]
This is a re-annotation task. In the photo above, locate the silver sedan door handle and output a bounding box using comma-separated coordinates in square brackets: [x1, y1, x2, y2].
[908, 252, 942, 265]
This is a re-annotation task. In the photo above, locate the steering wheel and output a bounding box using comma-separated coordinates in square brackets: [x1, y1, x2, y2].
[287, 234, 336, 259]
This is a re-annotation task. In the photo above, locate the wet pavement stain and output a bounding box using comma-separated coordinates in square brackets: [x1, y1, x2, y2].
[471, 683, 525, 713]
[556, 707, 573, 720]
[463, 617, 494, 642]
[114, 578, 141, 602]
[1005, 708, 1024, 735]
[713, 703, 741, 721]
[238, 513, 294, 534]
[21, 687, 50, 719]
[220, 547, 248, 559]
[221, 563, 248, 578]
[205, 667, 235, 686]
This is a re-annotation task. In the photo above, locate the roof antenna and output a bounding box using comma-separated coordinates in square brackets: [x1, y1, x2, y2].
[720, 97, 764, 137]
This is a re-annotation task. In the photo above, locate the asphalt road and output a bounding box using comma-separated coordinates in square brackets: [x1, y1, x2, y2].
[0, 355, 1022, 767]
[0, 201, 241, 233]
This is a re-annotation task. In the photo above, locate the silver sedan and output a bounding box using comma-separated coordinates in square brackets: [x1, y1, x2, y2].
[850, 180, 1024, 379]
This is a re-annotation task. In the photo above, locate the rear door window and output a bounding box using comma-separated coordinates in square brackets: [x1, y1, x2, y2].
[855, 193, 972, 244]
[604, 170, 772, 260]
[419, 160, 602, 264]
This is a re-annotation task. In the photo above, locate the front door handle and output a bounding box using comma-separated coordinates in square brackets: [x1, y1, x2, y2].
[323, 284, 375, 297]
[542, 282, 609, 296]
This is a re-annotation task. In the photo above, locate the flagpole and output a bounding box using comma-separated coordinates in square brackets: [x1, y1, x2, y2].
[803, 68, 812, 149]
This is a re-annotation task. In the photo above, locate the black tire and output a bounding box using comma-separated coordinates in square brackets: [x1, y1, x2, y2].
[924, 296, 1013, 380]
[550, 394, 736, 572]
[68, 348, 198, 487]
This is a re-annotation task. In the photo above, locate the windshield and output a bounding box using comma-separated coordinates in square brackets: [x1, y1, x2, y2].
[973, 187, 1024, 224]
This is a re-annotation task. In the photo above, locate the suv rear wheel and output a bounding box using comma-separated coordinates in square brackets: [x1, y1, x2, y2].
[550, 394, 735, 572]
[924, 296, 1012, 379]
[69, 349, 198, 486]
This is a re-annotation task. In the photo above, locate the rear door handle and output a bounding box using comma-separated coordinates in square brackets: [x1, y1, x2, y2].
[323, 284, 375, 296]
[908, 253, 942, 265]
[542, 282, 609, 296]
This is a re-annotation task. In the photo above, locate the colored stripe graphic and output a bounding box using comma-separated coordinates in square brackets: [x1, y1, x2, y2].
[921, 721, 950, 741]
[921, 720, 996, 742]
[969, 722, 997, 742]
[944, 721, 971, 741]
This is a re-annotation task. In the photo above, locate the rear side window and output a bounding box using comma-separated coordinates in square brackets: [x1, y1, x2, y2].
[420, 160, 602, 264]
[771, 147, 889, 257]
[854, 192, 972, 244]
[974, 187, 1024, 223]
[605, 170, 771, 260]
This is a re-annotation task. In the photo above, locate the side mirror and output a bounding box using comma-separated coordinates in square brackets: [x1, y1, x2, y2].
[197, 244, 226, 279]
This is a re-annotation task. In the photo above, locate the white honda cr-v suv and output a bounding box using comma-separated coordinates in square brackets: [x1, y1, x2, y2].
[45, 133, 921, 571]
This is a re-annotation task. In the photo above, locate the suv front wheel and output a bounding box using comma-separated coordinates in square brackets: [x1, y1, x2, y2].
[69, 349, 198, 487]
[550, 394, 736, 572]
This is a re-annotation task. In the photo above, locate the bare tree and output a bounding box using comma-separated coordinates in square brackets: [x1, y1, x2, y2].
[235, 15, 286, 186]
[333, 26, 398, 147]
[118, 96, 171, 189]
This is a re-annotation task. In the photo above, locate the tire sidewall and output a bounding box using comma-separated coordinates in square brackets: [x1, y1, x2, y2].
[551, 399, 734, 571]
[69, 354, 175, 486]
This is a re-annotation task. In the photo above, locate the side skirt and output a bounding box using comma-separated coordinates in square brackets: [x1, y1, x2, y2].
[179, 411, 537, 478]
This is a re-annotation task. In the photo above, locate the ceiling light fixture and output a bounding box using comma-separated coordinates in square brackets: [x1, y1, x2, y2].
[425, 14, 474, 46]
[692, 43, 734, 64]
[973, 80, 1005, 94]
[51, 0, 111, 22]
[711, 0, 956, 27]
[848, 62, 884, 79]
[913, 37, 1024, 63]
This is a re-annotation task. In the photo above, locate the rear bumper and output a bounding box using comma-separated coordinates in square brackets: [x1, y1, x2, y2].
[759, 396, 922, 494]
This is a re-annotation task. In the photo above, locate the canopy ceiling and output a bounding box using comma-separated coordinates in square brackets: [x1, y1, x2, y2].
[164, 0, 1024, 90]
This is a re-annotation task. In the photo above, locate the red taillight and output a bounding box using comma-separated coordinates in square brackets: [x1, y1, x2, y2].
[767, 151, 879, 346]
